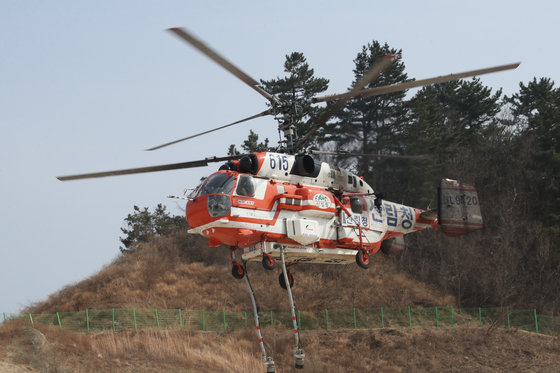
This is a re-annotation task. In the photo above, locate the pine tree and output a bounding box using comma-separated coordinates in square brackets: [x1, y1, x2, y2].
[260, 52, 329, 148]
[506, 77, 560, 228]
[400, 78, 503, 206]
[120, 204, 187, 252]
[227, 130, 269, 155]
[323, 41, 410, 192]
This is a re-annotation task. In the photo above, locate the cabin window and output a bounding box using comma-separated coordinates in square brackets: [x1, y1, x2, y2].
[348, 175, 353, 184]
[236, 174, 256, 197]
[199, 173, 235, 196]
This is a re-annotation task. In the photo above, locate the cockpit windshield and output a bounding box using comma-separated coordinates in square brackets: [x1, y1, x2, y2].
[198, 173, 236, 197]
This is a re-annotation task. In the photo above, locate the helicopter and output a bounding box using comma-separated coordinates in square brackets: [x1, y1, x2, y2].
[57, 27, 519, 372]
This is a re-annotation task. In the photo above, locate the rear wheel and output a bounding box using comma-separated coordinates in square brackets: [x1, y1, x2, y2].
[279, 271, 294, 289]
[356, 250, 372, 269]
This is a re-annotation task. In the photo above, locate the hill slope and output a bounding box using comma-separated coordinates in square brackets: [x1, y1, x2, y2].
[2, 231, 558, 372]
[26, 231, 454, 313]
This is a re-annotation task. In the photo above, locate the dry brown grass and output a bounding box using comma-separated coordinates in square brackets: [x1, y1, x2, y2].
[1, 320, 559, 372]
[26, 231, 454, 315]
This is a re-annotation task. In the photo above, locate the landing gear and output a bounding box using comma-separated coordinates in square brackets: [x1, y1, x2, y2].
[279, 248, 305, 369]
[262, 253, 275, 270]
[232, 262, 245, 279]
[356, 250, 372, 269]
[239, 244, 304, 371]
[244, 269, 275, 373]
[230, 246, 245, 279]
[278, 270, 294, 289]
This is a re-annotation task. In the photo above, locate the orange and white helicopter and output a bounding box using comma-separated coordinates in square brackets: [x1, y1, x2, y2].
[58, 27, 518, 372]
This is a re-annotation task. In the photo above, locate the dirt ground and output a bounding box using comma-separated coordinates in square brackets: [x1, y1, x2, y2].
[1, 321, 559, 373]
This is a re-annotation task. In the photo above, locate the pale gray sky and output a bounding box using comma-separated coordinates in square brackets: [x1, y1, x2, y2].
[1, 1, 557, 314]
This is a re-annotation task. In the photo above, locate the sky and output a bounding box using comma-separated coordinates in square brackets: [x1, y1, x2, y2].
[1, 0, 558, 315]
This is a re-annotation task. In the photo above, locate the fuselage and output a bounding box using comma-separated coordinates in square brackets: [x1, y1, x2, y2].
[186, 152, 438, 260]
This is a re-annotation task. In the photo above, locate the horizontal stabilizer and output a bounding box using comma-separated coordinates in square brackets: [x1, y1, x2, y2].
[420, 209, 438, 220]
[438, 179, 483, 236]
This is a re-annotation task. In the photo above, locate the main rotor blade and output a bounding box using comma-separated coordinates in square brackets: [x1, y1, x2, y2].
[296, 55, 397, 150]
[146, 109, 272, 151]
[57, 155, 243, 181]
[313, 62, 520, 103]
[168, 27, 275, 103]
[309, 150, 429, 160]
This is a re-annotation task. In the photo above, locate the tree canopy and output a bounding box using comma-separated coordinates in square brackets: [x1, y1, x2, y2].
[119, 204, 187, 253]
[220, 43, 560, 313]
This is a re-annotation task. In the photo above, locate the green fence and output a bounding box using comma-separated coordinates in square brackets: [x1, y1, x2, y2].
[2, 307, 558, 336]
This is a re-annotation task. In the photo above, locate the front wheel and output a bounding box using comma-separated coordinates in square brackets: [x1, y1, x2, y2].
[262, 254, 275, 270]
[356, 250, 372, 269]
[231, 262, 245, 279]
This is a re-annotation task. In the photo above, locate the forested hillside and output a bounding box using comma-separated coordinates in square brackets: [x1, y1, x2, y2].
[234, 42, 560, 314]
[386, 77, 560, 313]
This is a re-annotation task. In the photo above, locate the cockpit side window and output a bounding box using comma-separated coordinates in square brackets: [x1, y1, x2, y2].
[235, 174, 256, 197]
[198, 173, 235, 197]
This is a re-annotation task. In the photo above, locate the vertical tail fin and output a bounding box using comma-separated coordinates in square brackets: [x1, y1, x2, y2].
[438, 179, 483, 236]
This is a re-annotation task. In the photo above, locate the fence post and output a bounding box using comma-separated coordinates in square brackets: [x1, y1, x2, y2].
[353, 308, 357, 329]
[478, 307, 482, 327]
[408, 306, 412, 328]
[133, 308, 137, 331]
[3, 312, 6, 322]
[179, 309, 183, 328]
[506, 307, 510, 328]
[112, 308, 116, 331]
[381, 307, 385, 328]
[533, 309, 539, 333]
[155, 309, 160, 329]
[56, 312, 62, 329]
[270, 311, 274, 327]
[435, 307, 440, 328]
[244, 311, 247, 329]
[86, 309, 90, 332]
[28, 314, 34, 326]
[450, 306, 455, 327]
[325, 309, 329, 330]
[202, 310, 206, 331]
[222, 311, 227, 331]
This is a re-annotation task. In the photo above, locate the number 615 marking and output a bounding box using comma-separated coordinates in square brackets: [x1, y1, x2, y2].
[269, 154, 289, 171]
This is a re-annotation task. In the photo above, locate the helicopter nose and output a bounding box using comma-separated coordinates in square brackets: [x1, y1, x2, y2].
[186, 194, 232, 231]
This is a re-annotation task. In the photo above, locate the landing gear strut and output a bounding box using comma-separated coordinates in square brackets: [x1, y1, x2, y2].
[245, 269, 275, 373]
[280, 248, 305, 369]
[238, 245, 304, 371]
